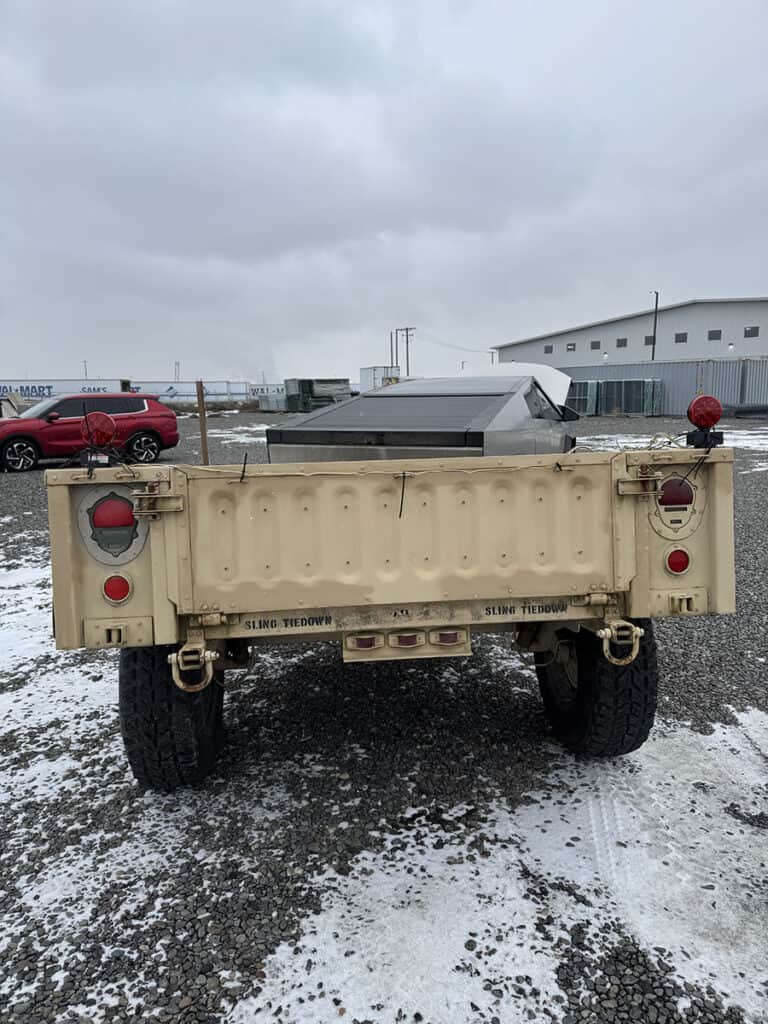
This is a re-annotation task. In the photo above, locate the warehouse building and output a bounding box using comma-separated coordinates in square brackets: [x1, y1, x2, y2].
[496, 297, 768, 369]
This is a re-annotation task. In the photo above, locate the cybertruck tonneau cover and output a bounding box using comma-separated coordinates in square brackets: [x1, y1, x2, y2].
[267, 376, 573, 462]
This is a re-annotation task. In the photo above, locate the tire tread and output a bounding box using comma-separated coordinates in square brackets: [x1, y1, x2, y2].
[536, 620, 658, 757]
[118, 646, 223, 791]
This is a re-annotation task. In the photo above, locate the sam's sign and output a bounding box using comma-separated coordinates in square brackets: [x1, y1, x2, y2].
[0, 379, 123, 399]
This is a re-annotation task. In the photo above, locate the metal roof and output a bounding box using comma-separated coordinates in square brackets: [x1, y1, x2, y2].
[494, 297, 768, 350]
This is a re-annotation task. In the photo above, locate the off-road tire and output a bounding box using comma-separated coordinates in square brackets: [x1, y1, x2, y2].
[1, 437, 40, 472]
[119, 645, 224, 791]
[125, 431, 161, 463]
[534, 620, 658, 756]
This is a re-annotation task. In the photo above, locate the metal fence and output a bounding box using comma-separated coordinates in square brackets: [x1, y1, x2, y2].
[563, 358, 768, 416]
[597, 379, 663, 416]
[567, 379, 599, 415]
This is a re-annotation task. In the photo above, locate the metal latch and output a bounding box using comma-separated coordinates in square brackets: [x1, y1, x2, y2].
[596, 620, 645, 666]
[131, 482, 184, 517]
[618, 468, 663, 493]
[168, 642, 219, 692]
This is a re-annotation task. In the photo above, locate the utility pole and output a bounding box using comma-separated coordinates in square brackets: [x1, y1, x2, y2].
[402, 327, 415, 376]
[389, 331, 394, 368]
[174, 360, 180, 381]
[82, 360, 88, 379]
[394, 329, 399, 369]
[650, 290, 659, 362]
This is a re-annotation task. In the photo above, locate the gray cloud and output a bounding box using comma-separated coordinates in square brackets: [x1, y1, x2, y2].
[1, 0, 767, 381]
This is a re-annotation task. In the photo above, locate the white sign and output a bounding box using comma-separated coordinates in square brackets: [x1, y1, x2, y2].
[0, 378, 286, 405]
[0, 379, 123, 399]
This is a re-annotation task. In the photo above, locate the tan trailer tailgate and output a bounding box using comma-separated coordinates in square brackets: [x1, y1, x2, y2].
[171, 453, 631, 614]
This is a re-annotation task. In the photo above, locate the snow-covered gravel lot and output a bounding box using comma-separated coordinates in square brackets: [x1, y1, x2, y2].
[1, 413, 766, 1024]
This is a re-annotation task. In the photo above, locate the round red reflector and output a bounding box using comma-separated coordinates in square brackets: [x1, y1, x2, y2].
[687, 395, 722, 429]
[81, 411, 118, 447]
[103, 575, 131, 602]
[91, 495, 135, 529]
[666, 549, 690, 574]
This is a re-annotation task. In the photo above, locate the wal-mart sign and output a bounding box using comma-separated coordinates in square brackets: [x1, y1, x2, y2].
[0, 379, 123, 399]
[0, 379, 283, 404]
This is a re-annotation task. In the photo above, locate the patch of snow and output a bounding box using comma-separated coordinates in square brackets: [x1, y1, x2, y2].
[580, 426, 768, 454]
[722, 427, 768, 451]
[227, 829, 570, 1023]
[231, 710, 768, 1023]
[206, 424, 271, 445]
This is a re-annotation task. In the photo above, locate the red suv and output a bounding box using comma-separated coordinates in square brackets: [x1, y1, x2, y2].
[0, 393, 179, 471]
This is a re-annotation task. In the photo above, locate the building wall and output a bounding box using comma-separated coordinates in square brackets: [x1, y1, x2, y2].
[498, 300, 768, 368]
[564, 357, 768, 416]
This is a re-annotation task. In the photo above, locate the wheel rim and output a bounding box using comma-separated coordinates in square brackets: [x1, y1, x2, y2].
[5, 441, 37, 470]
[130, 435, 159, 462]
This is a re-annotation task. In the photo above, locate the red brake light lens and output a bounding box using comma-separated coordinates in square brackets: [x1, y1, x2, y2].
[352, 635, 379, 650]
[659, 478, 694, 507]
[80, 411, 118, 447]
[393, 633, 420, 647]
[103, 574, 131, 602]
[666, 549, 690, 574]
[437, 631, 460, 645]
[687, 395, 722, 429]
[91, 495, 135, 528]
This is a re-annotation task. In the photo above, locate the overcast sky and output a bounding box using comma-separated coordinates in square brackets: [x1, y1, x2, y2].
[2, 0, 767, 383]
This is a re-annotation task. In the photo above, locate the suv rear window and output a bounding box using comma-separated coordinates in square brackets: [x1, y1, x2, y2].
[86, 396, 146, 414]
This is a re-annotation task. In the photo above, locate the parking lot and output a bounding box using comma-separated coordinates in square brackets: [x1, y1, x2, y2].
[1, 412, 766, 1024]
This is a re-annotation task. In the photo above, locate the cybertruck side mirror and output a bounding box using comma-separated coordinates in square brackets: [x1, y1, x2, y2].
[558, 404, 580, 422]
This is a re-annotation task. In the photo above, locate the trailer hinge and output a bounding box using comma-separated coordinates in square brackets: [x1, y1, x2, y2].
[131, 482, 184, 517]
[616, 465, 661, 496]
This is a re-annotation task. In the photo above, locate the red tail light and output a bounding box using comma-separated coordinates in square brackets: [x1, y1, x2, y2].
[429, 629, 469, 646]
[658, 478, 694, 507]
[389, 631, 426, 648]
[87, 493, 139, 557]
[80, 411, 118, 447]
[91, 495, 135, 529]
[347, 634, 384, 651]
[666, 549, 690, 574]
[103, 574, 131, 602]
[687, 395, 722, 429]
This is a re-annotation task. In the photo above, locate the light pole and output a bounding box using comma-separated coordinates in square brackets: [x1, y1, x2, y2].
[650, 290, 659, 362]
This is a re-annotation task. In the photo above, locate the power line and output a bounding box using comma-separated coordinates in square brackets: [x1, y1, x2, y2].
[417, 329, 493, 354]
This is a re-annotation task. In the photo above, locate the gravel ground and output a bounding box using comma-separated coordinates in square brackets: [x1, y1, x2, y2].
[0, 412, 766, 1024]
